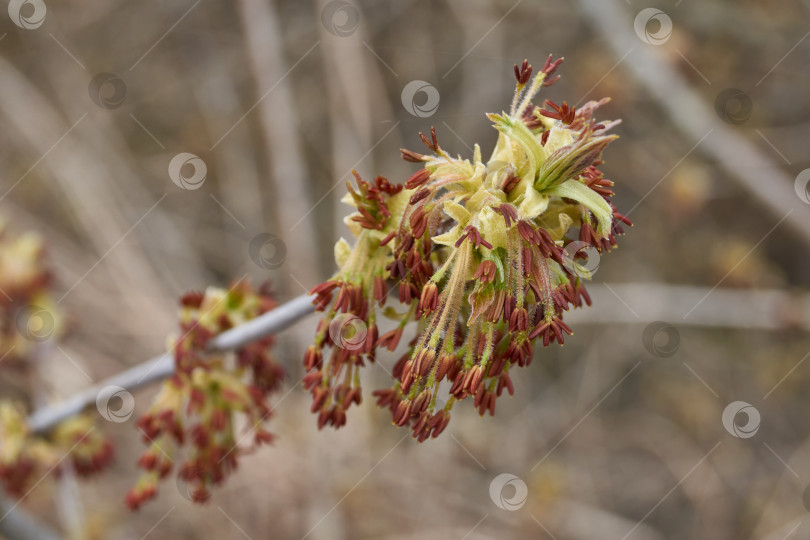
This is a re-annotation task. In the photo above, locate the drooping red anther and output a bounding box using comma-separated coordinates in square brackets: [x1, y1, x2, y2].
[551, 288, 570, 311]
[372, 388, 398, 409]
[509, 307, 528, 332]
[419, 126, 440, 152]
[180, 291, 205, 308]
[254, 429, 275, 445]
[613, 208, 633, 228]
[539, 100, 576, 125]
[374, 175, 403, 196]
[419, 282, 439, 314]
[309, 281, 339, 310]
[412, 349, 436, 378]
[405, 168, 432, 189]
[581, 166, 615, 201]
[529, 317, 573, 346]
[409, 206, 428, 238]
[462, 364, 485, 394]
[472, 259, 497, 283]
[401, 148, 428, 162]
[210, 409, 227, 432]
[409, 188, 431, 205]
[514, 59, 532, 85]
[579, 221, 599, 249]
[540, 130, 551, 146]
[517, 220, 541, 244]
[502, 172, 521, 194]
[380, 232, 396, 248]
[540, 54, 564, 86]
[494, 204, 518, 227]
[430, 411, 451, 438]
[497, 372, 515, 397]
[393, 400, 412, 426]
[455, 226, 493, 249]
[434, 353, 454, 382]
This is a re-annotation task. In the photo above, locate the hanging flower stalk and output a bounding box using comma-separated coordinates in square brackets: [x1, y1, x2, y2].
[126, 280, 282, 510]
[307, 56, 631, 441]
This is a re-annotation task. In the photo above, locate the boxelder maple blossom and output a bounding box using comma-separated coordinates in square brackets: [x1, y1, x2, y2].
[306, 56, 631, 441]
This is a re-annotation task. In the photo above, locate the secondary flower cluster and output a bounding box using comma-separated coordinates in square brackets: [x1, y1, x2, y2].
[126, 280, 282, 510]
[0, 221, 112, 496]
[0, 402, 113, 496]
[0, 220, 61, 359]
[307, 56, 630, 441]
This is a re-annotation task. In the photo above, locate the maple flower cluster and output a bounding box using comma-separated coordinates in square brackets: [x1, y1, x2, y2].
[0, 222, 112, 495]
[307, 56, 631, 441]
[126, 280, 282, 510]
[0, 404, 113, 495]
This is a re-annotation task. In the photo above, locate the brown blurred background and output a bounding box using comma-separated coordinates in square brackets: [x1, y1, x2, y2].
[2, 0, 810, 538]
